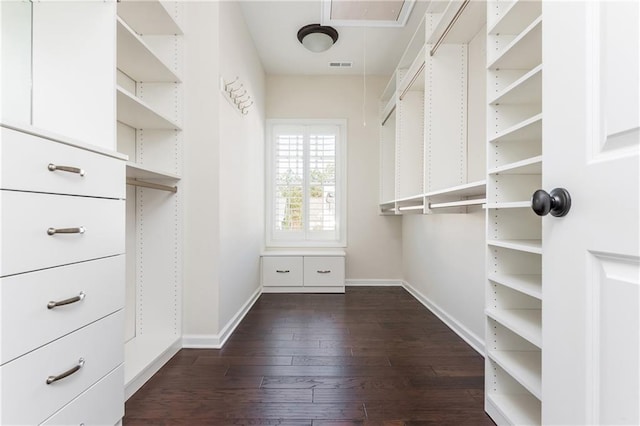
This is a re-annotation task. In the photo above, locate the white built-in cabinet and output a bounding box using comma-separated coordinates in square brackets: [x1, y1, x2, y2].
[484, 0, 543, 424]
[261, 252, 346, 293]
[379, 1, 487, 216]
[115, 1, 184, 399]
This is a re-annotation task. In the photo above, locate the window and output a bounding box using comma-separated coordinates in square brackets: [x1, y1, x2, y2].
[266, 119, 346, 247]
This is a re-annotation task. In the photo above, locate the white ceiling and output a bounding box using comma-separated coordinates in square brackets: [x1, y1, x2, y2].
[239, 0, 430, 76]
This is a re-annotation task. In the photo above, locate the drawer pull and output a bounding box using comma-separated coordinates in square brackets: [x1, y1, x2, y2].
[48, 163, 85, 177]
[47, 291, 86, 309]
[317, 270, 331, 274]
[47, 226, 86, 236]
[276, 270, 290, 273]
[46, 358, 85, 385]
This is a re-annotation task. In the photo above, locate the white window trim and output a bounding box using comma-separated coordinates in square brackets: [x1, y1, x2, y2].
[265, 118, 347, 248]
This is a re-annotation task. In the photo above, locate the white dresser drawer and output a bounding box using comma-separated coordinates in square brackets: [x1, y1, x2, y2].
[0, 191, 125, 277]
[41, 364, 124, 426]
[0, 310, 123, 426]
[1, 255, 124, 364]
[303, 256, 345, 287]
[262, 256, 303, 287]
[0, 126, 125, 199]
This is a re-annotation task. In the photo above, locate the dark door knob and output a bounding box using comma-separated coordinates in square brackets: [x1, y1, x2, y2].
[531, 188, 571, 217]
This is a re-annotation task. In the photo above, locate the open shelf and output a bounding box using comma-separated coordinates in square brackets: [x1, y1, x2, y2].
[488, 0, 542, 36]
[489, 114, 542, 144]
[117, 17, 181, 83]
[397, 14, 426, 70]
[487, 393, 541, 425]
[489, 273, 542, 300]
[425, 180, 486, 198]
[379, 201, 397, 215]
[489, 155, 542, 175]
[117, 0, 183, 35]
[398, 46, 425, 98]
[488, 17, 542, 70]
[126, 162, 181, 181]
[486, 308, 542, 348]
[117, 86, 181, 130]
[489, 350, 542, 399]
[489, 65, 542, 105]
[487, 239, 542, 254]
[427, 0, 487, 46]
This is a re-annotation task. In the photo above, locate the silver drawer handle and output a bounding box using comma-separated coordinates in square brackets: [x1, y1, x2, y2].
[48, 291, 86, 310]
[48, 163, 85, 177]
[47, 226, 86, 236]
[317, 270, 331, 274]
[276, 270, 290, 273]
[46, 358, 85, 385]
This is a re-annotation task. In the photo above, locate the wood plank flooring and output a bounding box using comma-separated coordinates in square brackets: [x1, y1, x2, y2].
[124, 287, 494, 425]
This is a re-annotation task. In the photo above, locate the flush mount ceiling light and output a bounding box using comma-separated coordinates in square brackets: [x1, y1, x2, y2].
[297, 24, 339, 53]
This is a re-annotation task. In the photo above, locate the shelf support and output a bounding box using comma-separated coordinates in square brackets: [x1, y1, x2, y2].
[126, 178, 177, 193]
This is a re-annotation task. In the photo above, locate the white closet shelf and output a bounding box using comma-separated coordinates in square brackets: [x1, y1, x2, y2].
[488, 17, 542, 70]
[118, 0, 183, 35]
[486, 308, 542, 348]
[117, 17, 181, 83]
[489, 350, 542, 400]
[489, 274, 542, 300]
[487, 393, 541, 426]
[489, 114, 542, 144]
[126, 162, 181, 181]
[485, 201, 531, 209]
[425, 180, 487, 198]
[489, 65, 542, 106]
[380, 71, 397, 107]
[427, 0, 487, 46]
[489, 155, 542, 175]
[117, 86, 181, 130]
[488, 239, 542, 254]
[488, 0, 542, 36]
[397, 14, 426, 70]
[398, 47, 426, 98]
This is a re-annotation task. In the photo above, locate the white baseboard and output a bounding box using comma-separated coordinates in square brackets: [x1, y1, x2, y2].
[345, 279, 403, 287]
[402, 280, 485, 356]
[182, 286, 262, 349]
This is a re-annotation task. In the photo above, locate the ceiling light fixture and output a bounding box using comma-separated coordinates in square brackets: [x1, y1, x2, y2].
[297, 24, 339, 53]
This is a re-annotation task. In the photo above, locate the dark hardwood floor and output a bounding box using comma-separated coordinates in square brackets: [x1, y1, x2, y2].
[124, 287, 494, 425]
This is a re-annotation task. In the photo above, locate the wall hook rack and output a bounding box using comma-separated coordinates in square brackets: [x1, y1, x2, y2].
[221, 76, 253, 116]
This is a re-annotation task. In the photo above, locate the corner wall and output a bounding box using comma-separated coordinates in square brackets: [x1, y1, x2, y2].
[266, 75, 403, 282]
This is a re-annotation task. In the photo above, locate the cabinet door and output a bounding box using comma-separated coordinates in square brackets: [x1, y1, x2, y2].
[303, 256, 345, 287]
[32, 1, 116, 150]
[262, 257, 303, 287]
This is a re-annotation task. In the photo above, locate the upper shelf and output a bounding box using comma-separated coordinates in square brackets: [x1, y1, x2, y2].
[427, 0, 487, 47]
[488, 17, 542, 70]
[126, 162, 181, 181]
[117, 0, 183, 35]
[488, 0, 541, 36]
[117, 86, 181, 130]
[425, 180, 486, 199]
[117, 17, 181, 83]
[489, 65, 542, 106]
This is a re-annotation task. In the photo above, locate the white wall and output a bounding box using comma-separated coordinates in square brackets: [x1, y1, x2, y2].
[266, 75, 403, 281]
[401, 29, 487, 352]
[183, 1, 221, 336]
[217, 1, 266, 328]
[183, 1, 265, 341]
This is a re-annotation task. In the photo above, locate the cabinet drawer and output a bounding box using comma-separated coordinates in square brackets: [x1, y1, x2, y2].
[262, 256, 303, 287]
[0, 191, 125, 277]
[303, 256, 345, 287]
[0, 255, 124, 364]
[0, 310, 123, 426]
[0, 126, 125, 199]
[41, 364, 123, 426]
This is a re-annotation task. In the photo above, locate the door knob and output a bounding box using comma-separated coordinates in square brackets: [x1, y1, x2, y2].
[531, 188, 571, 217]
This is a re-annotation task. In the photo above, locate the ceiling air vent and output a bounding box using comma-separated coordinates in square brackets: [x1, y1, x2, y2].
[329, 61, 353, 68]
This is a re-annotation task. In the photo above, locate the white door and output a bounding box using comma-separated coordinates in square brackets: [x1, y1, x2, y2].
[542, 1, 640, 425]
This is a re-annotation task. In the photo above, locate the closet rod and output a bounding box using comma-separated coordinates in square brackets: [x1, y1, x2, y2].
[381, 104, 397, 126]
[398, 62, 425, 101]
[430, 0, 470, 57]
[126, 178, 177, 193]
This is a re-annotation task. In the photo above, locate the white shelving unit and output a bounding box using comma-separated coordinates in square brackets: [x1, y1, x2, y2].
[485, 0, 543, 424]
[378, 1, 487, 215]
[116, 0, 184, 399]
